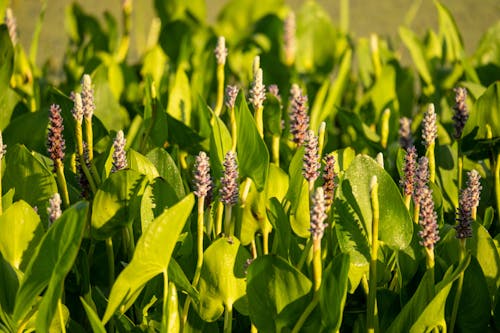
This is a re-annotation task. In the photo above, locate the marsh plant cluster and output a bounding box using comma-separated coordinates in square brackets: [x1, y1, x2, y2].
[0, 0, 500, 332]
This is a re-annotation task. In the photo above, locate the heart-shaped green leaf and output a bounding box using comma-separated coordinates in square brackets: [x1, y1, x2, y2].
[197, 237, 250, 322]
[102, 194, 194, 323]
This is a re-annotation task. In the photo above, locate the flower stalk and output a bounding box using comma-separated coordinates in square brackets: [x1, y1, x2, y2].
[225, 85, 239, 151]
[249, 62, 266, 138]
[214, 37, 228, 116]
[367, 176, 379, 333]
[422, 103, 437, 183]
[48, 104, 70, 208]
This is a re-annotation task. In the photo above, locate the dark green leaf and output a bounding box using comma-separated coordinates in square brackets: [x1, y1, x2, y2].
[246, 255, 312, 333]
[235, 95, 269, 191]
[13, 202, 89, 326]
[102, 194, 194, 323]
[91, 169, 148, 239]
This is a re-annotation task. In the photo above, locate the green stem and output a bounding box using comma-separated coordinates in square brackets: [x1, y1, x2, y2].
[162, 269, 169, 332]
[291, 294, 319, 333]
[297, 238, 312, 270]
[426, 142, 436, 183]
[55, 160, 70, 208]
[80, 155, 97, 194]
[181, 197, 206, 328]
[318, 122, 326, 158]
[255, 106, 264, 138]
[84, 117, 94, 162]
[449, 239, 466, 333]
[106, 237, 115, 288]
[230, 106, 237, 151]
[240, 178, 252, 207]
[58, 299, 66, 333]
[223, 303, 233, 333]
[214, 65, 225, 116]
[367, 177, 379, 333]
[224, 204, 233, 237]
[404, 194, 411, 211]
[413, 202, 420, 225]
[457, 140, 463, 195]
[125, 222, 135, 260]
[215, 201, 224, 236]
[272, 135, 280, 166]
[262, 228, 269, 255]
[292, 238, 322, 333]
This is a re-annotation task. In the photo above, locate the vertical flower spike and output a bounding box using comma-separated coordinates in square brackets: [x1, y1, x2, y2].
[76, 142, 91, 199]
[47, 193, 62, 226]
[322, 153, 337, 210]
[72, 92, 84, 124]
[289, 86, 310, 146]
[283, 11, 296, 66]
[414, 156, 429, 203]
[112, 130, 127, 172]
[399, 117, 413, 150]
[193, 152, 211, 198]
[4, 8, 18, 46]
[467, 169, 482, 211]
[268, 84, 281, 103]
[455, 188, 473, 239]
[418, 187, 440, 250]
[302, 130, 320, 185]
[452, 87, 469, 139]
[225, 85, 239, 110]
[249, 68, 266, 111]
[309, 187, 328, 240]
[81, 74, 95, 120]
[47, 104, 66, 169]
[220, 151, 239, 206]
[214, 36, 228, 66]
[401, 146, 417, 197]
[422, 103, 437, 149]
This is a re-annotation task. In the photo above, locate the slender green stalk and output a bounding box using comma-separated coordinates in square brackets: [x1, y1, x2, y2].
[162, 269, 169, 332]
[106, 237, 115, 287]
[215, 201, 224, 236]
[317, 122, 326, 158]
[291, 238, 322, 333]
[223, 303, 233, 333]
[84, 117, 94, 162]
[272, 135, 280, 166]
[413, 202, 420, 225]
[193, 197, 205, 285]
[297, 239, 312, 270]
[426, 142, 436, 183]
[214, 65, 225, 116]
[404, 194, 411, 211]
[58, 299, 66, 333]
[367, 177, 379, 333]
[240, 178, 252, 208]
[262, 227, 270, 255]
[125, 223, 135, 260]
[230, 106, 237, 152]
[255, 106, 264, 138]
[449, 239, 466, 333]
[224, 204, 233, 237]
[181, 197, 206, 328]
[55, 161, 70, 208]
[380, 109, 390, 149]
[457, 141, 463, 195]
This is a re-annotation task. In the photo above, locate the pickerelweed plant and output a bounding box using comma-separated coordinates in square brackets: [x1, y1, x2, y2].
[0, 1, 499, 332]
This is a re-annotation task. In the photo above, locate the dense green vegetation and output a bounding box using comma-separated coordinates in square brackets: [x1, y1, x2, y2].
[0, 0, 500, 332]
